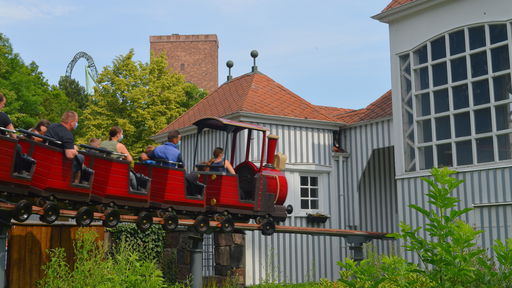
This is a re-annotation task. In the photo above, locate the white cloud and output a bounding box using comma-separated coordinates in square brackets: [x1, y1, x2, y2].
[0, 0, 77, 23]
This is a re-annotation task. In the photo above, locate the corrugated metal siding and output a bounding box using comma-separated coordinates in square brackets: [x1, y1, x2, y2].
[397, 167, 512, 262]
[177, 118, 396, 284]
[342, 120, 395, 230]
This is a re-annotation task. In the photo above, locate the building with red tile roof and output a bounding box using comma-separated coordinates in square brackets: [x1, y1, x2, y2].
[156, 72, 392, 138]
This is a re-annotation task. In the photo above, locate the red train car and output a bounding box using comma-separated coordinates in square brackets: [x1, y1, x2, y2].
[0, 128, 36, 222]
[0, 118, 291, 235]
[190, 118, 289, 235]
[81, 145, 151, 229]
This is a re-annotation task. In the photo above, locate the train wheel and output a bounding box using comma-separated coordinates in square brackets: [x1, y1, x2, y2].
[39, 202, 60, 224]
[261, 218, 276, 236]
[193, 215, 209, 234]
[162, 213, 179, 231]
[75, 207, 94, 227]
[13, 200, 32, 223]
[136, 211, 153, 232]
[103, 208, 120, 228]
[220, 216, 235, 233]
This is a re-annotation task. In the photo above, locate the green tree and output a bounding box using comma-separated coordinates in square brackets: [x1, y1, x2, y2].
[79, 49, 204, 154]
[58, 75, 89, 111]
[0, 33, 72, 128]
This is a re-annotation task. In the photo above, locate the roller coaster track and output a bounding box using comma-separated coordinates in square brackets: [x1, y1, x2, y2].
[0, 202, 389, 239]
[65, 51, 98, 80]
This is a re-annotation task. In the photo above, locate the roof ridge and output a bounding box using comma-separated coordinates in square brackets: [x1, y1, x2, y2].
[244, 74, 336, 121]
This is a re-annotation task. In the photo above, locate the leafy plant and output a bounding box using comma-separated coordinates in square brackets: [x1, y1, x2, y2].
[337, 245, 433, 288]
[107, 223, 165, 263]
[390, 167, 489, 287]
[337, 167, 512, 287]
[37, 229, 165, 288]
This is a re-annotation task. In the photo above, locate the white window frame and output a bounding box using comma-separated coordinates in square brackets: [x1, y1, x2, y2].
[400, 21, 512, 172]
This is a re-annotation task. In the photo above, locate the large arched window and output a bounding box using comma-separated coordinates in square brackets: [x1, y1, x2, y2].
[400, 22, 512, 172]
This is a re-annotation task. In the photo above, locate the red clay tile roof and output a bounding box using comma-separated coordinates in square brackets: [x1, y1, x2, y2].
[314, 105, 354, 118]
[157, 73, 392, 135]
[158, 73, 336, 133]
[382, 0, 417, 12]
[334, 90, 392, 124]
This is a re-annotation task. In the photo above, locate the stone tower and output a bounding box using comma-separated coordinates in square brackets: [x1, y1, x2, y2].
[150, 34, 219, 93]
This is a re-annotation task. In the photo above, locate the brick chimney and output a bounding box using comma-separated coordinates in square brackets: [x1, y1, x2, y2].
[150, 34, 219, 93]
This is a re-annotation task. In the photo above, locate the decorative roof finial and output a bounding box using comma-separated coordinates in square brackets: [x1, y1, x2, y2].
[251, 50, 258, 73]
[226, 60, 234, 82]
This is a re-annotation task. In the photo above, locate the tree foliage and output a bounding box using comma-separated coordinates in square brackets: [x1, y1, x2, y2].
[79, 49, 202, 154]
[58, 76, 89, 111]
[0, 33, 73, 127]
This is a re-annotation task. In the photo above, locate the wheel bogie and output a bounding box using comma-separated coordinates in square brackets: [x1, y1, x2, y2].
[40, 202, 60, 224]
[136, 211, 153, 232]
[103, 208, 120, 228]
[13, 200, 32, 223]
[193, 215, 210, 234]
[75, 206, 94, 227]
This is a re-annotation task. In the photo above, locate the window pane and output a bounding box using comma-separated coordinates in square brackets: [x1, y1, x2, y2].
[491, 45, 510, 73]
[490, 24, 508, 44]
[432, 62, 448, 87]
[495, 103, 512, 131]
[310, 177, 318, 187]
[453, 84, 469, 110]
[454, 112, 471, 137]
[470, 51, 488, 78]
[310, 188, 318, 198]
[450, 56, 467, 82]
[493, 74, 511, 102]
[456, 140, 473, 165]
[431, 36, 446, 61]
[416, 93, 431, 116]
[476, 137, 494, 163]
[435, 116, 451, 140]
[497, 134, 512, 160]
[474, 108, 492, 134]
[300, 188, 309, 198]
[437, 143, 453, 167]
[419, 146, 434, 170]
[434, 89, 449, 113]
[449, 30, 466, 56]
[300, 176, 308, 186]
[418, 119, 432, 143]
[415, 67, 429, 90]
[310, 200, 319, 210]
[301, 199, 309, 209]
[469, 26, 486, 50]
[472, 79, 490, 106]
[414, 45, 428, 65]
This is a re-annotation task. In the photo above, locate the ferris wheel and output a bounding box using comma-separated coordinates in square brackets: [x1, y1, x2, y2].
[65, 51, 98, 94]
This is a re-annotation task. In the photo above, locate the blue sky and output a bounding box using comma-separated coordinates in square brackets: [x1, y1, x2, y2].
[0, 0, 392, 109]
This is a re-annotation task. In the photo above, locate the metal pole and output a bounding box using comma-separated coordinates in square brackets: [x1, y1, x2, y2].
[0, 212, 12, 288]
[189, 234, 203, 288]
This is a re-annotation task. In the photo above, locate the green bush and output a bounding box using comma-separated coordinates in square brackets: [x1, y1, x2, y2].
[107, 223, 165, 263]
[37, 229, 165, 288]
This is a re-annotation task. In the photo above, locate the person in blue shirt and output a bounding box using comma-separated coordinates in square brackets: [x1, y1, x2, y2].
[150, 129, 183, 168]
